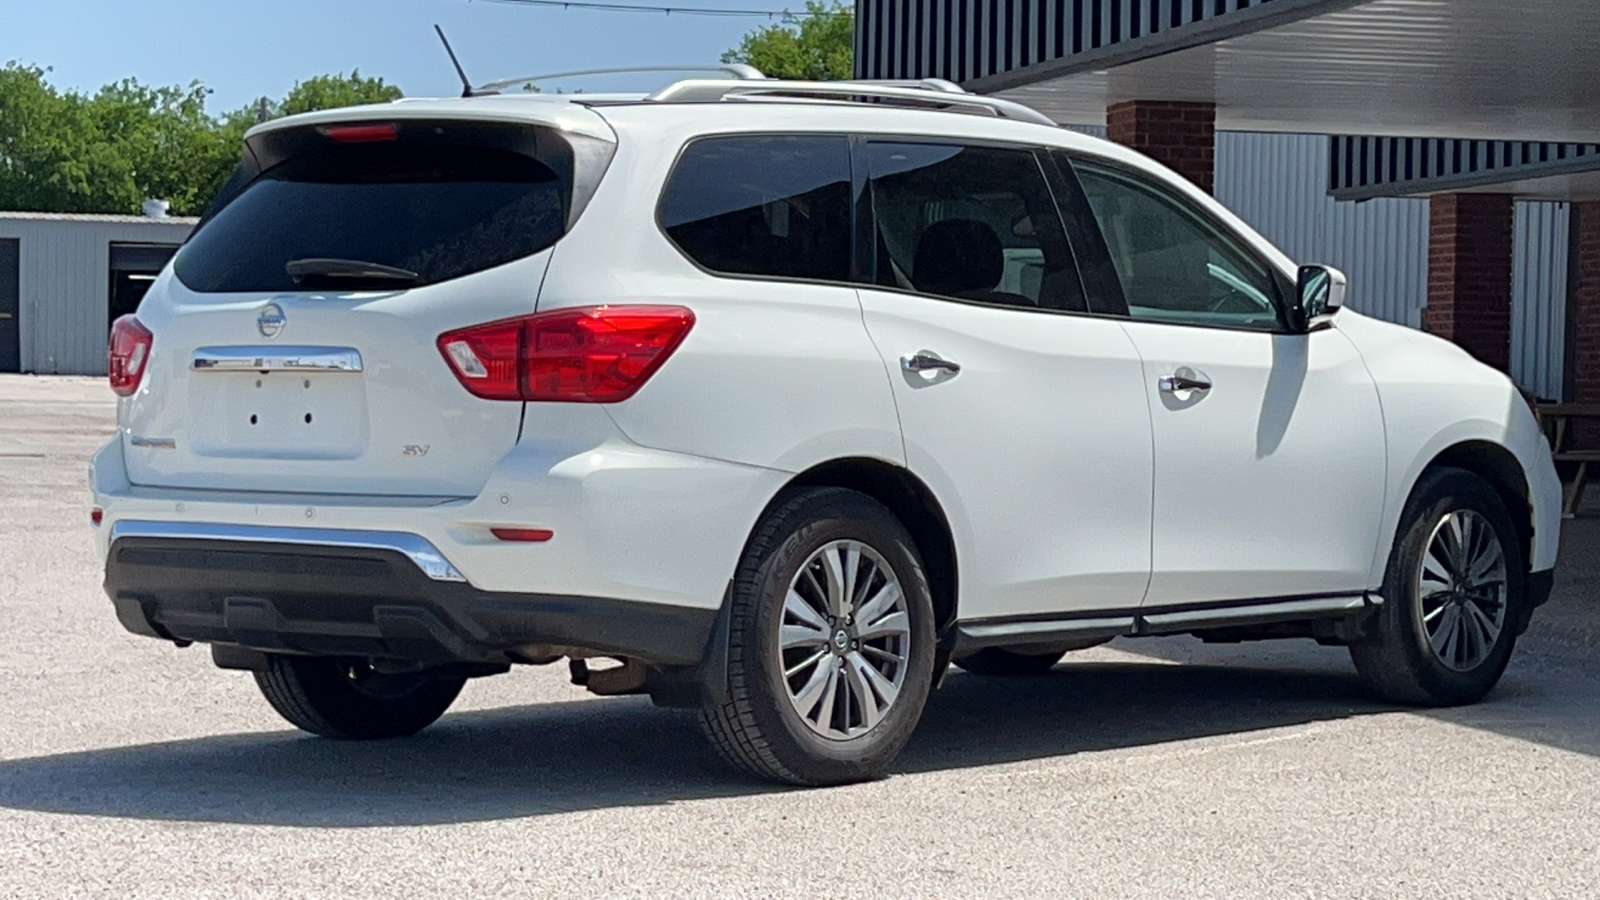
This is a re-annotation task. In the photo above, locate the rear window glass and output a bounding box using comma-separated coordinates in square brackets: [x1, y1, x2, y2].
[175, 142, 569, 293]
[658, 135, 851, 283]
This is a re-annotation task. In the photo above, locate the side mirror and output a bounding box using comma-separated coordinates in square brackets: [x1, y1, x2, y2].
[1297, 264, 1347, 326]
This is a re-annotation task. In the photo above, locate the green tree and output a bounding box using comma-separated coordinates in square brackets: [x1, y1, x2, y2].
[722, 1, 854, 81]
[277, 70, 403, 117]
[0, 64, 403, 216]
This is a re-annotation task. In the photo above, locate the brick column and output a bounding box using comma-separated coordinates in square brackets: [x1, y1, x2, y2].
[1106, 100, 1216, 194]
[1425, 193, 1514, 372]
[1570, 202, 1600, 406]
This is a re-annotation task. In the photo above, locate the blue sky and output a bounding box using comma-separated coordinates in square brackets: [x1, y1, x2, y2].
[6, 0, 772, 112]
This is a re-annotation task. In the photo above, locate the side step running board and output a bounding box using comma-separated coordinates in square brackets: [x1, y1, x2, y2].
[949, 593, 1379, 653]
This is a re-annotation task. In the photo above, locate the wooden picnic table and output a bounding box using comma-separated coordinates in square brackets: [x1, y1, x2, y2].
[1537, 403, 1600, 517]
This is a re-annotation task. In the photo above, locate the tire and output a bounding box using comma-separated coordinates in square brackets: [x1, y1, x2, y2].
[953, 647, 1067, 676]
[1349, 467, 1526, 707]
[699, 487, 937, 786]
[254, 655, 466, 739]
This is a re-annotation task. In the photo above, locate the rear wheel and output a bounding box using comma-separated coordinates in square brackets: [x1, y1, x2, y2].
[1350, 468, 1525, 706]
[699, 488, 937, 786]
[953, 647, 1068, 676]
[254, 655, 466, 739]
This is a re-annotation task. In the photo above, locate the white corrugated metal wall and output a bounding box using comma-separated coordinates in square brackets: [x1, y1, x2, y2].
[1215, 133, 1430, 329]
[1213, 133, 1568, 400]
[0, 215, 194, 375]
[1511, 202, 1570, 401]
[1069, 126, 1568, 398]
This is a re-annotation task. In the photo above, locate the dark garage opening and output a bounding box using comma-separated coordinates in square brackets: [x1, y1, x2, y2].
[0, 239, 18, 374]
[109, 243, 179, 329]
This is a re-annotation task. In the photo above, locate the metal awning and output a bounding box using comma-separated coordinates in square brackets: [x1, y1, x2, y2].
[982, 0, 1600, 142]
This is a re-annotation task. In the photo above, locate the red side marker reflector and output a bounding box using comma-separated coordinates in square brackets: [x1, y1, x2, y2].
[491, 528, 554, 543]
[91, 508, 104, 526]
[319, 123, 399, 143]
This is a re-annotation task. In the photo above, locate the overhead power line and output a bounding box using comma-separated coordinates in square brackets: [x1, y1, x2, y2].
[481, 0, 853, 18]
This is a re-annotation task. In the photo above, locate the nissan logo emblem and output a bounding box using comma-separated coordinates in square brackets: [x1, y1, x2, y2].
[257, 303, 286, 339]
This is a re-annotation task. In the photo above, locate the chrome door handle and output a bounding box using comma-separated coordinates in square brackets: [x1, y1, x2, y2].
[901, 352, 961, 374]
[1159, 373, 1212, 393]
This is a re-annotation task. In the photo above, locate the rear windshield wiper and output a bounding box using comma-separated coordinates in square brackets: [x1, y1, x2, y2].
[286, 258, 420, 288]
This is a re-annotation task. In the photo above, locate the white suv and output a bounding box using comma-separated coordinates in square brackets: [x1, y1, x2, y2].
[93, 75, 1561, 786]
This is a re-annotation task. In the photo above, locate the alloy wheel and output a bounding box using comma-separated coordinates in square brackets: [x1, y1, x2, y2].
[1416, 509, 1508, 672]
[777, 539, 912, 740]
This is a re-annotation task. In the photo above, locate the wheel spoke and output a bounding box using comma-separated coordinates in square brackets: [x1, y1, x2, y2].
[840, 543, 862, 617]
[1465, 598, 1503, 647]
[790, 654, 837, 720]
[814, 659, 841, 733]
[1421, 547, 1455, 592]
[1430, 604, 1460, 657]
[844, 652, 895, 730]
[859, 643, 900, 665]
[819, 544, 853, 618]
[1466, 542, 1503, 586]
[784, 589, 830, 632]
[784, 648, 828, 678]
[1445, 514, 1467, 568]
[856, 579, 902, 629]
[857, 610, 910, 642]
[781, 623, 829, 651]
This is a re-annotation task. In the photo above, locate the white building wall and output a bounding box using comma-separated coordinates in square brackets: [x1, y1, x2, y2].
[1070, 126, 1570, 398]
[0, 215, 195, 375]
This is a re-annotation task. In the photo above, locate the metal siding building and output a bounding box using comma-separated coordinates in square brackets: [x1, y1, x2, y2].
[1070, 127, 1569, 399]
[0, 213, 195, 376]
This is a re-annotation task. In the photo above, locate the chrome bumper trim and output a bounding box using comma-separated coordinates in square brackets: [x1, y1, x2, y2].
[107, 520, 466, 582]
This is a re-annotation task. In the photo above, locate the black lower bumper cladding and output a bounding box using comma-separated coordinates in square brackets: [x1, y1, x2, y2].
[105, 537, 717, 667]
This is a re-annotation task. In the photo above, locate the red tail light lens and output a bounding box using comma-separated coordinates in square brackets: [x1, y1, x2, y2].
[108, 315, 154, 397]
[438, 306, 695, 402]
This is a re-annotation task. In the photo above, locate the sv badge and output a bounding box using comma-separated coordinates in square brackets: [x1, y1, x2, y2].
[402, 444, 430, 458]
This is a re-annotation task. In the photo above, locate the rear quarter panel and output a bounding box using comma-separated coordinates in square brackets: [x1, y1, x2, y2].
[534, 115, 905, 476]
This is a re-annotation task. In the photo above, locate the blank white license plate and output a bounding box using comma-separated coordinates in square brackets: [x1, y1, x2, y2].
[188, 371, 368, 460]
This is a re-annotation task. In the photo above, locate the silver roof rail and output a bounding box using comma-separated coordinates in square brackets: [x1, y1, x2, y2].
[646, 78, 1057, 127]
[478, 64, 764, 95]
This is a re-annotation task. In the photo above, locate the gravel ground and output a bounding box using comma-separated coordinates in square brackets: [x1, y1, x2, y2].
[1, 373, 1597, 898]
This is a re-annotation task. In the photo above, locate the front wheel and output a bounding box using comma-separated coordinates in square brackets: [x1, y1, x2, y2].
[254, 655, 466, 739]
[1349, 468, 1525, 707]
[700, 488, 937, 786]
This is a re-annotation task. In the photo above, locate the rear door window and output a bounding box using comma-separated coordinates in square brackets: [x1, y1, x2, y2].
[658, 135, 852, 283]
[175, 127, 575, 293]
[866, 142, 1086, 312]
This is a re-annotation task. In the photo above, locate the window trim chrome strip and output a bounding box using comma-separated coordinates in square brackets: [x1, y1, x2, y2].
[107, 520, 466, 583]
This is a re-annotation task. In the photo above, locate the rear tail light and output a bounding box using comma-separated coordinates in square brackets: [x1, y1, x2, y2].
[108, 315, 154, 397]
[438, 305, 695, 402]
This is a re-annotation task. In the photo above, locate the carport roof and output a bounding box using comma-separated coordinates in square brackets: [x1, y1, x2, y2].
[973, 0, 1600, 144]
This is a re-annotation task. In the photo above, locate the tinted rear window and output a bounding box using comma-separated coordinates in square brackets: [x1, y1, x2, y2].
[658, 135, 851, 283]
[175, 142, 569, 293]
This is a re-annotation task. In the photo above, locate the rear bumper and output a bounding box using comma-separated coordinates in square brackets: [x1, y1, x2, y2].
[105, 529, 718, 666]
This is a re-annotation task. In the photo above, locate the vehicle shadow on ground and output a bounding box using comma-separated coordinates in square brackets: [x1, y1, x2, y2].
[0, 659, 1401, 828]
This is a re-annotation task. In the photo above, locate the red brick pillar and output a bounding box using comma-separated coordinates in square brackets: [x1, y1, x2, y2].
[1106, 100, 1216, 194]
[1571, 202, 1600, 405]
[1426, 193, 1514, 372]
